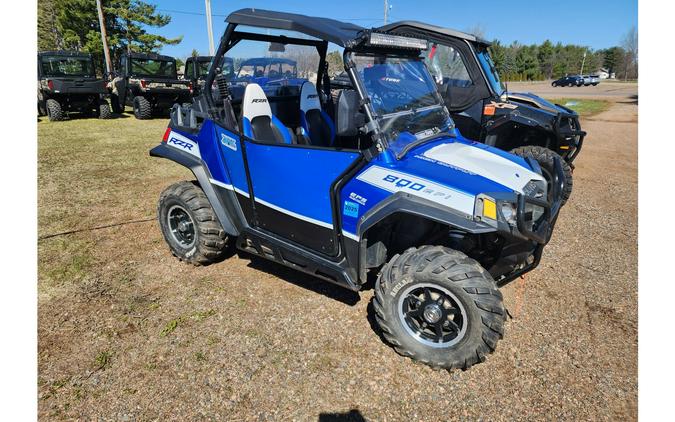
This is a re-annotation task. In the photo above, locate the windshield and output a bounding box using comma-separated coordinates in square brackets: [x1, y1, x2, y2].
[41, 56, 95, 78]
[130, 58, 176, 78]
[476, 49, 505, 95]
[353, 54, 454, 155]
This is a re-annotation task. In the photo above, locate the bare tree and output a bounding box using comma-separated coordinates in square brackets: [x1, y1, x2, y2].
[621, 26, 638, 80]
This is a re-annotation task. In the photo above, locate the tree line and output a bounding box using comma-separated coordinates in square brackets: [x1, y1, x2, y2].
[487, 26, 637, 81]
[38, 1, 637, 82]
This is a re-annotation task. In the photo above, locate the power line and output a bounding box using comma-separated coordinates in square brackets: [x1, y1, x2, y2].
[156, 8, 383, 22]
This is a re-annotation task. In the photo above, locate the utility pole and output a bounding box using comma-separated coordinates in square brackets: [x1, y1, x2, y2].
[95, 0, 112, 75]
[580, 50, 587, 75]
[384, 0, 389, 25]
[205, 0, 215, 56]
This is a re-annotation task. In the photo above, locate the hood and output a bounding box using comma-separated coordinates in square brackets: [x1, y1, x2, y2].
[420, 142, 544, 194]
[507, 92, 576, 116]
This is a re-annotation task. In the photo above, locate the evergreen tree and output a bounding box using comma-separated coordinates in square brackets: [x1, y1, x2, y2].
[37, 0, 182, 73]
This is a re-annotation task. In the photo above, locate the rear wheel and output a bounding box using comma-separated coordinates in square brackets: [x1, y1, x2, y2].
[374, 246, 505, 371]
[551, 82, 557, 87]
[46, 99, 64, 121]
[158, 181, 229, 265]
[98, 100, 112, 119]
[511, 145, 573, 204]
[133, 96, 152, 119]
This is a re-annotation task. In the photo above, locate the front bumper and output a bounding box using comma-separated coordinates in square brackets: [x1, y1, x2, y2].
[554, 104, 586, 164]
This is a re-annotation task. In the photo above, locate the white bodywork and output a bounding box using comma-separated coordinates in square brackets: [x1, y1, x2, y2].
[423, 143, 544, 194]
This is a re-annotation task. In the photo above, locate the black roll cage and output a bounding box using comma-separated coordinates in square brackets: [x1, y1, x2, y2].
[204, 20, 437, 158]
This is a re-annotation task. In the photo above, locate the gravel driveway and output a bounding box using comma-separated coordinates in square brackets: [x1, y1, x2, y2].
[37, 86, 638, 420]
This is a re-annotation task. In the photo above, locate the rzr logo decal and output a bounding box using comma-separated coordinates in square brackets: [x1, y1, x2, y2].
[168, 137, 193, 151]
[251, 98, 267, 103]
[165, 131, 201, 158]
[307, 94, 318, 99]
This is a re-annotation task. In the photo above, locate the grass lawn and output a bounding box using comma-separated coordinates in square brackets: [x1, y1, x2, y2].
[547, 98, 611, 117]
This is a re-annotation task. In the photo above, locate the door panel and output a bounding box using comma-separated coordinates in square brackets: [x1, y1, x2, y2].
[212, 124, 255, 223]
[244, 142, 359, 255]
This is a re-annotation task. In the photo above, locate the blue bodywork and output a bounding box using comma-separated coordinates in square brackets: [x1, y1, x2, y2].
[166, 122, 536, 243]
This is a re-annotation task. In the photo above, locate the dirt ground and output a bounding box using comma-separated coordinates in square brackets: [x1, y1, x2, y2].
[37, 83, 638, 421]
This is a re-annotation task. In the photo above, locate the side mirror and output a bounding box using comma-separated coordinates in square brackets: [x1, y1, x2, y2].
[335, 90, 365, 137]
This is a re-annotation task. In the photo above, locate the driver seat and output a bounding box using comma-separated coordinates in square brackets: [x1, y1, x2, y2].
[299, 82, 335, 147]
[241, 83, 292, 144]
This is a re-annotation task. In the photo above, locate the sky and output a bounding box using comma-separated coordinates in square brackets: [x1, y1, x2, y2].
[151, 0, 638, 59]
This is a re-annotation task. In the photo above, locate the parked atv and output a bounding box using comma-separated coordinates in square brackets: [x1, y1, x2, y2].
[110, 52, 190, 119]
[185, 56, 235, 98]
[151, 8, 565, 371]
[38, 51, 112, 121]
[378, 22, 585, 204]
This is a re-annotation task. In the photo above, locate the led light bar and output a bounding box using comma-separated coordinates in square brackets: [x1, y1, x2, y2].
[368, 32, 428, 50]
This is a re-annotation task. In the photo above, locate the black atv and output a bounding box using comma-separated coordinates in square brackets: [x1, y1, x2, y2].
[110, 52, 191, 119]
[379, 22, 586, 203]
[37, 51, 112, 121]
[184, 56, 235, 98]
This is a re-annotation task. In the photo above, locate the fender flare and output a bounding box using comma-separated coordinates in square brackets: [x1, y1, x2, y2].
[150, 143, 240, 236]
[355, 192, 496, 280]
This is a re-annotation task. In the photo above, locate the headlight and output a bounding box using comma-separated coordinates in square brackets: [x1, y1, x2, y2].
[500, 202, 517, 226]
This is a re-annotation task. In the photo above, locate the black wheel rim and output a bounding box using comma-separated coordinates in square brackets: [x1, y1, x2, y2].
[397, 283, 467, 348]
[167, 205, 196, 249]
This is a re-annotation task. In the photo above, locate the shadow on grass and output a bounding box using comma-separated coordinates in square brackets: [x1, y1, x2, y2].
[239, 251, 361, 306]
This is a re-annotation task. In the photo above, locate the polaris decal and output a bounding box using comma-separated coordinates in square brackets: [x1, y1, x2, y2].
[343, 201, 360, 218]
[414, 154, 476, 175]
[220, 132, 238, 151]
[167, 131, 200, 158]
[356, 166, 476, 216]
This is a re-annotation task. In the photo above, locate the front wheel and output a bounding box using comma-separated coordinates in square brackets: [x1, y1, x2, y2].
[158, 181, 229, 265]
[551, 82, 557, 87]
[511, 145, 573, 204]
[374, 246, 505, 371]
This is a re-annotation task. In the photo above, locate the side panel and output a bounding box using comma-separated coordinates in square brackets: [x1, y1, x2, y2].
[244, 142, 359, 254]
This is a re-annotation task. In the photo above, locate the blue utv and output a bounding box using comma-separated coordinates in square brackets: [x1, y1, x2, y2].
[151, 8, 565, 371]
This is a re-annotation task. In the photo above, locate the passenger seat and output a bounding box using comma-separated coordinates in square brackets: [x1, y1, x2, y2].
[299, 82, 335, 147]
[241, 83, 292, 144]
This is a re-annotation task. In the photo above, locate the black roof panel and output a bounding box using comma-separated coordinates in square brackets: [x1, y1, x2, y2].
[38, 50, 92, 58]
[226, 8, 365, 47]
[378, 21, 491, 47]
[126, 52, 177, 61]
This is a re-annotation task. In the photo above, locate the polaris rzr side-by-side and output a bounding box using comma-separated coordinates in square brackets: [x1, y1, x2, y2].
[229, 57, 306, 88]
[37, 51, 113, 121]
[185, 56, 235, 98]
[110, 52, 191, 119]
[150, 9, 565, 370]
[373, 22, 585, 204]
